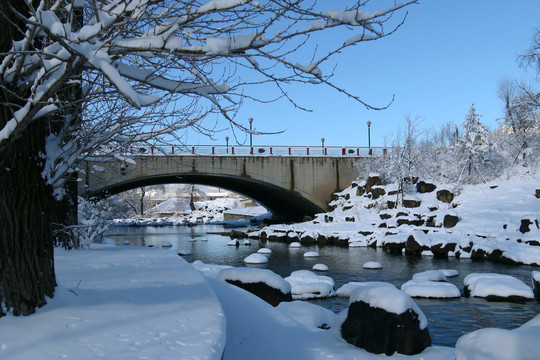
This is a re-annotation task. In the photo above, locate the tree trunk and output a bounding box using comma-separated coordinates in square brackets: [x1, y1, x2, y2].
[0, 122, 57, 317]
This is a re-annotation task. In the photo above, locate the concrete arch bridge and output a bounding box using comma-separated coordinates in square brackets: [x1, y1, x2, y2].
[79, 145, 384, 221]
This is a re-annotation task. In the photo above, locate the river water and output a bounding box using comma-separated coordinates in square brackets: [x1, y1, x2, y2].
[106, 224, 540, 347]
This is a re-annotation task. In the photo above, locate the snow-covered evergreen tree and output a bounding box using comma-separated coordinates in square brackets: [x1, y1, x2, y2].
[453, 104, 492, 184]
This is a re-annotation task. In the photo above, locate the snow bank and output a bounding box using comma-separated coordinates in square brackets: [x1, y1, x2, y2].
[0, 248, 226, 360]
[464, 273, 534, 300]
[218, 267, 290, 294]
[285, 270, 336, 299]
[276, 301, 337, 330]
[455, 314, 540, 360]
[401, 280, 461, 299]
[191, 260, 232, 279]
[349, 282, 428, 329]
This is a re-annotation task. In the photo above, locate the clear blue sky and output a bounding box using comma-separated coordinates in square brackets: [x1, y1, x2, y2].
[188, 0, 540, 148]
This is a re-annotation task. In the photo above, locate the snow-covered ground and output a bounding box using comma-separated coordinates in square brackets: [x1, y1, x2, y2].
[111, 198, 269, 226]
[3, 245, 540, 359]
[0, 247, 226, 360]
[246, 169, 540, 266]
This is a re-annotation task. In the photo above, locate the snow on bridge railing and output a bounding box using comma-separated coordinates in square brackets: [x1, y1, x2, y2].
[126, 145, 388, 157]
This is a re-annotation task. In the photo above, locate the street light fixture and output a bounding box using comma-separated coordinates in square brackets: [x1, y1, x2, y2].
[367, 121, 371, 149]
[248, 117, 253, 148]
[225, 136, 229, 154]
[321, 137, 325, 155]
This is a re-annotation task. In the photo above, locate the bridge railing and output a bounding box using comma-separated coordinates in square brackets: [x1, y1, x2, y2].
[127, 145, 388, 157]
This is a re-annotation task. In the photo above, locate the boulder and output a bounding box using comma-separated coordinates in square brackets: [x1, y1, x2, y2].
[443, 214, 459, 228]
[405, 235, 429, 255]
[464, 273, 534, 302]
[533, 271, 540, 300]
[383, 242, 405, 254]
[397, 218, 424, 227]
[365, 175, 382, 193]
[430, 242, 456, 258]
[356, 186, 366, 196]
[371, 187, 386, 199]
[229, 229, 245, 239]
[218, 268, 293, 306]
[300, 233, 316, 245]
[536, 189, 540, 199]
[341, 283, 431, 355]
[436, 189, 454, 204]
[416, 181, 436, 193]
[403, 199, 421, 208]
[519, 219, 533, 233]
[379, 213, 392, 220]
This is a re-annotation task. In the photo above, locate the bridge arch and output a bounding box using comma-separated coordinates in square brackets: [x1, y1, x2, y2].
[86, 173, 327, 221]
[80, 154, 367, 221]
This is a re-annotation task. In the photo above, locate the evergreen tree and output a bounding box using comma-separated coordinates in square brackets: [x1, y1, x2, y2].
[454, 104, 491, 183]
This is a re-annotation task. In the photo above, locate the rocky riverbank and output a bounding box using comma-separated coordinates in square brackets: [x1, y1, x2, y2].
[233, 171, 540, 267]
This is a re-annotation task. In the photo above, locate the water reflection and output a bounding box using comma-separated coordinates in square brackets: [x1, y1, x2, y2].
[107, 225, 540, 347]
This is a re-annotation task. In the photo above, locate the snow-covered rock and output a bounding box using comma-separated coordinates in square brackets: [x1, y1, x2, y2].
[227, 239, 239, 246]
[191, 260, 232, 278]
[257, 248, 272, 254]
[455, 314, 540, 360]
[440, 269, 459, 277]
[401, 279, 461, 299]
[177, 249, 192, 256]
[464, 273, 534, 301]
[363, 261, 382, 269]
[218, 267, 292, 306]
[162, 240, 172, 248]
[289, 241, 301, 248]
[412, 270, 447, 282]
[303, 251, 319, 258]
[341, 282, 431, 355]
[533, 271, 540, 300]
[285, 270, 336, 300]
[276, 300, 337, 330]
[312, 263, 329, 272]
[336, 281, 392, 298]
[243, 253, 269, 264]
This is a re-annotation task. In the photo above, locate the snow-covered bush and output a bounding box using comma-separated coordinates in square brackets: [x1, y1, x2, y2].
[77, 198, 111, 248]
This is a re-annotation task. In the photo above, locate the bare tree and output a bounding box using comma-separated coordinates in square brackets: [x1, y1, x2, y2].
[497, 79, 540, 166]
[0, 0, 415, 316]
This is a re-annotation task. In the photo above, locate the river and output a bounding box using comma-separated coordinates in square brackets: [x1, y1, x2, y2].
[106, 224, 540, 347]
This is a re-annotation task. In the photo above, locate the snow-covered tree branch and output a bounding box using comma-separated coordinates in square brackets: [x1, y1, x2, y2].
[1, 0, 415, 194]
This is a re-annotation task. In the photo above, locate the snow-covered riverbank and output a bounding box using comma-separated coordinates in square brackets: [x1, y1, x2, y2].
[2, 246, 539, 359]
[242, 170, 540, 267]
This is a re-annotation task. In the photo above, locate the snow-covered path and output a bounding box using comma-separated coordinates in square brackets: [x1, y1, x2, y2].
[0, 247, 226, 360]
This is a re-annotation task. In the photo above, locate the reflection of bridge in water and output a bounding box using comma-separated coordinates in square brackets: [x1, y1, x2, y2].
[79, 145, 387, 221]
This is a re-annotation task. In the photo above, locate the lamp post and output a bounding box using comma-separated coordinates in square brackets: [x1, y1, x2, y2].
[321, 137, 325, 155]
[248, 117, 253, 147]
[367, 121, 371, 149]
[225, 136, 229, 154]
